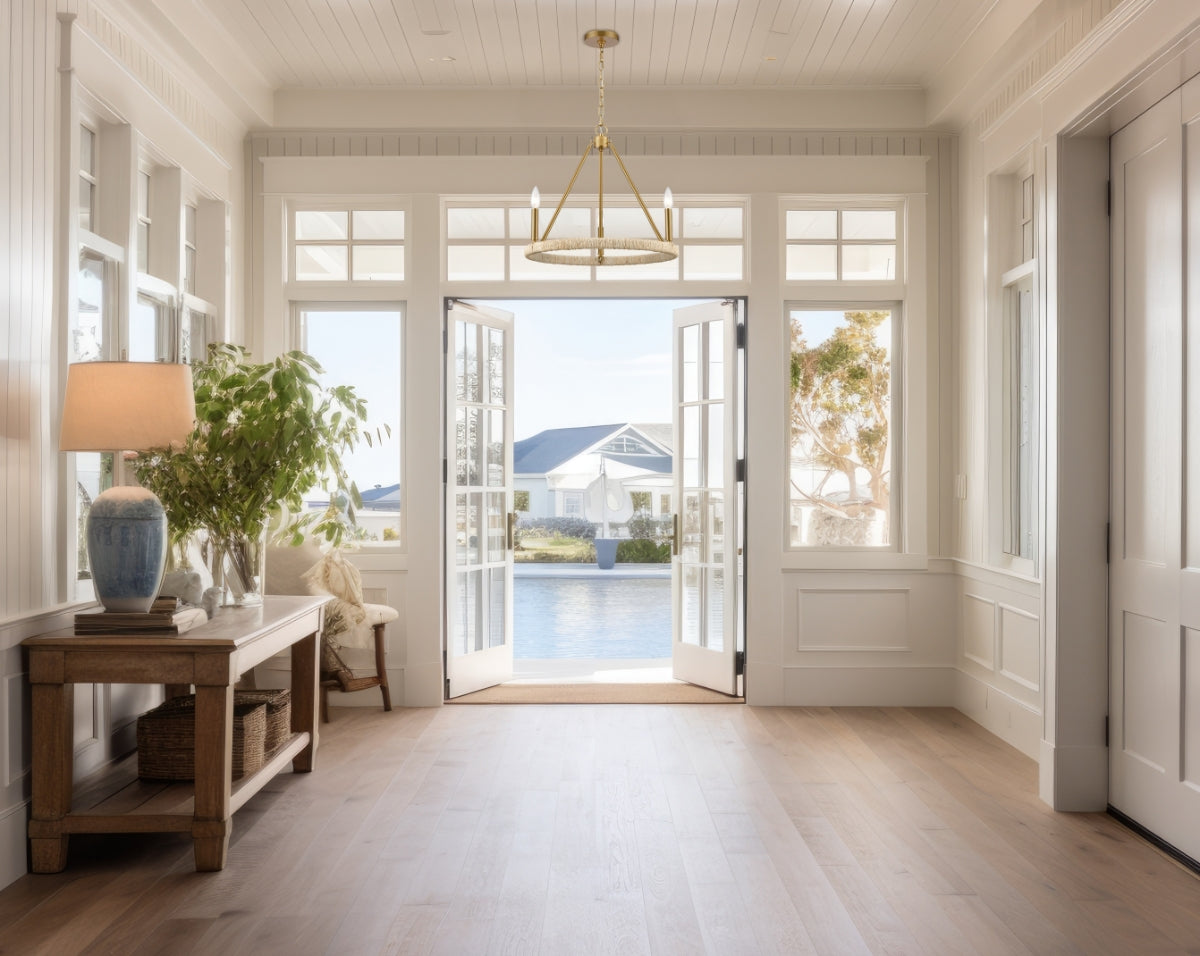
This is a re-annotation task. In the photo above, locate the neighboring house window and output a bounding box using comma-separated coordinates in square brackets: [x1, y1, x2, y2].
[296, 305, 404, 545]
[563, 492, 583, 517]
[293, 208, 406, 281]
[445, 200, 745, 282]
[660, 493, 672, 516]
[601, 435, 655, 455]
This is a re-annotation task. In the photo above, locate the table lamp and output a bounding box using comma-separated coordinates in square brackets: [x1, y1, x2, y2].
[60, 361, 196, 612]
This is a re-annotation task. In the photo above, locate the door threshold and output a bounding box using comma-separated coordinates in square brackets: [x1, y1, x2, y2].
[449, 680, 743, 704]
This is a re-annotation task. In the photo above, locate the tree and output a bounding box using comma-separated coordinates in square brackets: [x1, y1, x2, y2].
[789, 310, 890, 520]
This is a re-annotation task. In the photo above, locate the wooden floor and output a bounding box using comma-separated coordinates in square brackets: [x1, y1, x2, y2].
[3, 705, 1200, 955]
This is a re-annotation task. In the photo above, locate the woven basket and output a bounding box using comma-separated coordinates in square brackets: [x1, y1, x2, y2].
[137, 695, 267, 782]
[234, 688, 291, 757]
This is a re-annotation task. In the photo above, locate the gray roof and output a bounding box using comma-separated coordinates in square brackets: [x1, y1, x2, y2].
[514, 423, 672, 475]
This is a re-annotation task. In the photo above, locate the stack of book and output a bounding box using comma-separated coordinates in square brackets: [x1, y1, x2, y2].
[74, 597, 209, 635]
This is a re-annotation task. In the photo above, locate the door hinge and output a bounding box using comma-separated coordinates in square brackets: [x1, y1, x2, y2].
[735, 650, 745, 675]
[736, 458, 746, 483]
[736, 323, 746, 349]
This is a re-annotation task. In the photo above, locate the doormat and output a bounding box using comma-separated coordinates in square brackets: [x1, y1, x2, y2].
[450, 682, 742, 704]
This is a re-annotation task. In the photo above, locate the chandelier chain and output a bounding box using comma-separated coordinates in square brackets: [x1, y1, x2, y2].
[596, 43, 606, 135]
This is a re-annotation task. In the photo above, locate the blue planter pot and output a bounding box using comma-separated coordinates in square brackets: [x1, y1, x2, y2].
[86, 487, 168, 612]
[594, 537, 619, 570]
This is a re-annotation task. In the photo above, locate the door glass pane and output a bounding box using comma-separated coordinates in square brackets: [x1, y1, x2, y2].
[464, 324, 481, 403]
[454, 570, 481, 654]
[682, 492, 702, 563]
[489, 567, 506, 648]
[707, 491, 725, 564]
[706, 569, 725, 651]
[683, 405, 701, 487]
[455, 493, 469, 565]
[707, 404, 724, 488]
[487, 327, 505, 404]
[707, 321, 724, 400]
[683, 325, 699, 402]
[487, 409, 505, 486]
[455, 408, 469, 484]
[466, 408, 481, 485]
[682, 565, 702, 646]
[487, 493, 506, 561]
[468, 493, 482, 564]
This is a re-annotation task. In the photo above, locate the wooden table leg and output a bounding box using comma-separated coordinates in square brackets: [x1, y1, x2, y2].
[28, 675, 73, 873]
[290, 631, 319, 773]
[192, 682, 233, 871]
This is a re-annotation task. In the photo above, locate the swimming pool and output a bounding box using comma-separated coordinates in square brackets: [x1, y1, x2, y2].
[513, 566, 671, 659]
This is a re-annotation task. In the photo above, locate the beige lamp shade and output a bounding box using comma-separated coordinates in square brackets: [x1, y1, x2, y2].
[60, 361, 196, 452]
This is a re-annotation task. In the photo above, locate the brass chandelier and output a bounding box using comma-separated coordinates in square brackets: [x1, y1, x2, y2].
[525, 29, 678, 267]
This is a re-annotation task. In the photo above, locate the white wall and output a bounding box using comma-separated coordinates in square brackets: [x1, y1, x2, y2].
[0, 0, 251, 890]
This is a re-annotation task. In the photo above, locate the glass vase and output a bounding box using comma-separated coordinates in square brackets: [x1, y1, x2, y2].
[208, 533, 265, 607]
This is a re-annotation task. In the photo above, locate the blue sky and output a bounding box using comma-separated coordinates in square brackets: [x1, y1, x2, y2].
[303, 299, 699, 489]
[481, 298, 695, 441]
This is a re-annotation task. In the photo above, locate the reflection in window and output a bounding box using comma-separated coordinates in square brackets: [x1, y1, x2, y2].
[789, 308, 893, 547]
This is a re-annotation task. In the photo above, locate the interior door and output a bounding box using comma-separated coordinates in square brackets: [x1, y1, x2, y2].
[1109, 86, 1200, 857]
[445, 301, 515, 698]
[672, 300, 741, 695]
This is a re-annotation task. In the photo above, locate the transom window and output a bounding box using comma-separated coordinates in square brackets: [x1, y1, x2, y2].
[445, 200, 745, 282]
[785, 207, 899, 281]
[293, 208, 406, 281]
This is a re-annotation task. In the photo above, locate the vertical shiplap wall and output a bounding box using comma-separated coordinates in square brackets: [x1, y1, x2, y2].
[0, 0, 60, 892]
[1, 0, 58, 622]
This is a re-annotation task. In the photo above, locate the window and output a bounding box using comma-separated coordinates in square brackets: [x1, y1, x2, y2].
[563, 492, 583, 517]
[1005, 276, 1035, 560]
[183, 203, 197, 295]
[293, 208, 405, 281]
[601, 435, 654, 455]
[445, 200, 745, 282]
[79, 124, 97, 232]
[129, 290, 176, 362]
[137, 169, 151, 273]
[786, 207, 898, 280]
[788, 307, 895, 548]
[297, 305, 404, 545]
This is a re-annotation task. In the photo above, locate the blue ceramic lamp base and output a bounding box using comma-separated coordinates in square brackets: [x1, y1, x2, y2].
[86, 486, 168, 613]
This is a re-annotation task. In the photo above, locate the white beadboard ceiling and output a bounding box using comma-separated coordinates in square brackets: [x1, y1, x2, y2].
[192, 0, 1005, 91]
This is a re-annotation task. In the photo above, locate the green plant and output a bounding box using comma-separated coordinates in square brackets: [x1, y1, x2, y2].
[616, 538, 670, 563]
[133, 343, 384, 551]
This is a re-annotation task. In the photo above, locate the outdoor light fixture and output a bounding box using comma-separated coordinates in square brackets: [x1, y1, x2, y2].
[525, 29, 678, 267]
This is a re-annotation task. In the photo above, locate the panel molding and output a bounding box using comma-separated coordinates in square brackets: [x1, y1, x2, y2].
[795, 587, 911, 652]
[961, 591, 997, 669]
[998, 602, 1041, 691]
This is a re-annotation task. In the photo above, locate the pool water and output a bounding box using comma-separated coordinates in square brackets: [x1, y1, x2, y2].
[513, 575, 671, 659]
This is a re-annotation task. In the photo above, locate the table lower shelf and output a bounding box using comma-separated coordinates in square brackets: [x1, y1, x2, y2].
[31, 731, 311, 838]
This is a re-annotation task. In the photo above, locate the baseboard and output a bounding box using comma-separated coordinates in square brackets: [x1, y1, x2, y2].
[0, 800, 28, 891]
[780, 665, 956, 706]
[1039, 738, 1107, 810]
[954, 670, 1041, 759]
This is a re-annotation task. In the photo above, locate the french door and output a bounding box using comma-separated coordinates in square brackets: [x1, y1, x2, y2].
[1109, 83, 1200, 858]
[444, 301, 515, 698]
[672, 300, 742, 695]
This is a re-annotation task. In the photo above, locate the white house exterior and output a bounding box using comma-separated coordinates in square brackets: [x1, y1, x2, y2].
[514, 424, 673, 522]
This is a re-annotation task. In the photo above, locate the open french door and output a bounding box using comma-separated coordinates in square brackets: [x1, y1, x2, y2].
[444, 301, 515, 698]
[672, 300, 742, 695]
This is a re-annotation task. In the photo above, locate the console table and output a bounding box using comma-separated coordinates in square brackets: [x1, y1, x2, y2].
[23, 595, 325, 873]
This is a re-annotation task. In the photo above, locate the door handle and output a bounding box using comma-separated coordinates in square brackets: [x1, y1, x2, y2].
[672, 513, 680, 556]
[507, 512, 516, 551]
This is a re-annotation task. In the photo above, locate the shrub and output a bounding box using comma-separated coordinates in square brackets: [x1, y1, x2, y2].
[517, 515, 596, 540]
[616, 538, 671, 563]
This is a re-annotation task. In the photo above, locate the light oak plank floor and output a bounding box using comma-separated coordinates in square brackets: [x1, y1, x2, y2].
[3, 705, 1200, 955]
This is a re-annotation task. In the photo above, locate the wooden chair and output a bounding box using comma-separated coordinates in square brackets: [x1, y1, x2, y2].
[266, 543, 397, 722]
[319, 602, 397, 722]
